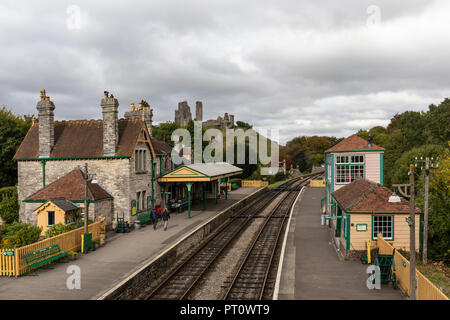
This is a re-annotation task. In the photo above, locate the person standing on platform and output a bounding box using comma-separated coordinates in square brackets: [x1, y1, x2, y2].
[150, 207, 158, 230]
[162, 208, 170, 231]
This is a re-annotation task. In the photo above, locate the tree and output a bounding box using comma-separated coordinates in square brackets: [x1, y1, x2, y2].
[390, 144, 446, 185]
[1, 222, 41, 248]
[236, 121, 252, 129]
[139, 100, 150, 108]
[0, 107, 32, 187]
[426, 147, 450, 264]
[0, 187, 19, 224]
[151, 121, 182, 147]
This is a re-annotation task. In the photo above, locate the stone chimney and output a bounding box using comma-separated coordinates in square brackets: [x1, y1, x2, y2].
[36, 89, 55, 158]
[367, 134, 373, 148]
[124, 101, 153, 136]
[195, 101, 203, 122]
[101, 91, 119, 156]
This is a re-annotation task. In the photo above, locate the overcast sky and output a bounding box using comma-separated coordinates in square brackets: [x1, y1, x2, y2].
[1, 0, 449, 144]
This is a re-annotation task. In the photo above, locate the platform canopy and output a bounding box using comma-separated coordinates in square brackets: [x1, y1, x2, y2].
[158, 162, 243, 183]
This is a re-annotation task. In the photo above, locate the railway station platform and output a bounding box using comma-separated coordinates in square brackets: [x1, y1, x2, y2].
[0, 187, 259, 300]
[277, 186, 404, 300]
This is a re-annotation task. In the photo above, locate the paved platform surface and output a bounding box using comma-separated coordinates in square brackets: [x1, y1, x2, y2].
[0, 187, 259, 300]
[278, 186, 404, 300]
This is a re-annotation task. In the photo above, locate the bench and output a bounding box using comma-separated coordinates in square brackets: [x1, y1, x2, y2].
[170, 200, 189, 213]
[24, 244, 68, 273]
[138, 211, 151, 225]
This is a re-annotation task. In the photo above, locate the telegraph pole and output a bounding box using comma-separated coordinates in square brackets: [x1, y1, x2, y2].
[415, 156, 439, 264]
[424, 158, 429, 264]
[408, 164, 417, 300]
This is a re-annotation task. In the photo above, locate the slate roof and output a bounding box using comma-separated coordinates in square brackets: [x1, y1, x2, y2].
[49, 198, 80, 212]
[332, 179, 420, 213]
[25, 169, 112, 202]
[14, 119, 146, 159]
[325, 134, 384, 153]
[186, 162, 243, 177]
[151, 138, 172, 155]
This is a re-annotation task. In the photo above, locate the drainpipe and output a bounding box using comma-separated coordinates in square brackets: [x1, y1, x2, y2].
[151, 155, 155, 208]
[41, 159, 46, 187]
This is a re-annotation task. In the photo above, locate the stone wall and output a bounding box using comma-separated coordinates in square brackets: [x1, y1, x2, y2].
[18, 159, 131, 226]
[91, 199, 114, 229]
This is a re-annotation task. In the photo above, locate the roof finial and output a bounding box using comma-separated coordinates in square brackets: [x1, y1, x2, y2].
[104, 91, 109, 98]
[40, 89, 46, 101]
[131, 102, 135, 111]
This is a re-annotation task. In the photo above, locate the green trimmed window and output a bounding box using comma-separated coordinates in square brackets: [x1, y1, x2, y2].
[335, 155, 364, 184]
[372, 215, 393, 240]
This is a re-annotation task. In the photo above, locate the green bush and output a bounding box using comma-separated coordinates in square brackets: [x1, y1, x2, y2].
[45, 223, 74, 238]
[45, 219, 93, 238]
[1, 222, 41, 248]
[229, 178, 242, 187]
[268, 171, 287, 185]
[0, 188, 19, 224]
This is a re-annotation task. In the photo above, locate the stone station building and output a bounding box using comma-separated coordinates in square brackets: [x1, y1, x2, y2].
[14, 90, 174, 230]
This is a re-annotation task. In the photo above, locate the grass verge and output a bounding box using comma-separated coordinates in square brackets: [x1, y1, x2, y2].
[416, 261, 450, 297]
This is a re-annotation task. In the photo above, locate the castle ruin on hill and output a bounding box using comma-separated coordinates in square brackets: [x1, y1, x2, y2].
[174, 101, 234, 128]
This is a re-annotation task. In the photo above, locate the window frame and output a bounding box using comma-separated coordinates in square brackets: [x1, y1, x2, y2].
[335, 154, 365, 184]
[47, 211, 55, 227]
[371, 215, 394, 241]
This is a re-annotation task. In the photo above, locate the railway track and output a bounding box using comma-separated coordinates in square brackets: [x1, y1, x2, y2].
[144, 174, 316, 300]
[222, 177, 312, 300]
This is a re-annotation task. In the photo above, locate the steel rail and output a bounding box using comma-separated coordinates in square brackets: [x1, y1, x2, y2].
[222, 174, 317, 299]
[145, 176, 305, 300]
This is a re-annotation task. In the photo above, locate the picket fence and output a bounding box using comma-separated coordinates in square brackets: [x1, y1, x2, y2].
[376, 234, 448, 300]
[0, 218, 105, 276]
[242, 180, 269, 188]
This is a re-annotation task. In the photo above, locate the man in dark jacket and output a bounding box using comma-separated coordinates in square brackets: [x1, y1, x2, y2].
[150, 207, 158, 230]
[162, 208, 170, 231]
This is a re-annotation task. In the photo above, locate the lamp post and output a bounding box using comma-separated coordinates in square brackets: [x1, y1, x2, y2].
[414, 156, 439, 264]
[186, 182, 192, 219]
[82, 163, 97, 252]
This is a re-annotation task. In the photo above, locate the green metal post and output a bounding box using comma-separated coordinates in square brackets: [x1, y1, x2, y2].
[41, 160, 46, 187]
[186, 182, 192, 219]
[215, 180, 218, 204]
[202, 182, 206, 211]
[225, 177, 228, 199]
[151, 157, 155, 208]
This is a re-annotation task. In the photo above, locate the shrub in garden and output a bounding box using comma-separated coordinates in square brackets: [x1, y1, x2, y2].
[44, 219, 93, 238]
[229, 178, 242, 187]
[45, 223, 74, 238]
[1, 222, 41, 248]
[0, 188, 19, 224]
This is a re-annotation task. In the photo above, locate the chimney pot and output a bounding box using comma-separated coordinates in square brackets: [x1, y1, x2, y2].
[101, 91, 119, 156]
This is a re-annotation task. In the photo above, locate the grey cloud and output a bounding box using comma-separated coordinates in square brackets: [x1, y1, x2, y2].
[0, 0, 449, 144]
